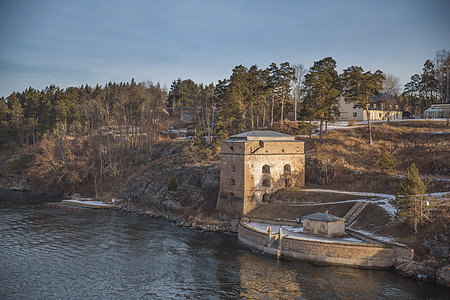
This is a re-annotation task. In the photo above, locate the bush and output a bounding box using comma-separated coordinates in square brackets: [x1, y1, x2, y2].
[10, 153, 35, 174]
[297, 122, 315, 135]
[167, 175, 178, 191]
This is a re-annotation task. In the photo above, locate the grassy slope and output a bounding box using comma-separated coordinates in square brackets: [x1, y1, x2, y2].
[301, 121, 449, 194]
[271, 121, 450, 261]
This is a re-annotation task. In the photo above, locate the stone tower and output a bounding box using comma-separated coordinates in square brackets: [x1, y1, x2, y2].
[216, 130, 305, 216]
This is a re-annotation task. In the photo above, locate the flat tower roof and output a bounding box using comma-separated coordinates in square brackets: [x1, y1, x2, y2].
[228, 130, 295, 141]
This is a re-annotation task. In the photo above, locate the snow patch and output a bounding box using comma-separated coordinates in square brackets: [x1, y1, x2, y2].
[246, 222, 368, 244]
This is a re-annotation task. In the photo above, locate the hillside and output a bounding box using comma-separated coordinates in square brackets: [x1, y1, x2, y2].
[298, 121, 450, 194]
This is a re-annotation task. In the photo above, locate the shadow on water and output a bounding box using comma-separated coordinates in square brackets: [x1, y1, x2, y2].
[0, 191, 448, 299]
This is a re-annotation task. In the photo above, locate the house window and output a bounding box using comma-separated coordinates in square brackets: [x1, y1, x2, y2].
[262, 165, 270, 174]
[263, 193, 270, 202]
[353, 112, 357, 117]
[262, 179, 270, 187]
[230, 146, 234, 151]
[227, 192, 235, 200]
[321, 224, 325, 231]
[285, 179, 292, 187]
[306, 221, 310, 229]
[229, 164, 235, 173]
[230, 178, 235, 187]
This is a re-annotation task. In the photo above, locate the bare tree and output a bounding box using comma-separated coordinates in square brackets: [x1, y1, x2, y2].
[382, 73, 402, 96]
[434, 49, 450, 104]
[292, 63, 307, 121]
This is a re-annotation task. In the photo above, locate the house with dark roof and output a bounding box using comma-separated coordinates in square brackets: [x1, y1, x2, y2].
[338, 93, 403, 121]
[302, 212, 345, 237]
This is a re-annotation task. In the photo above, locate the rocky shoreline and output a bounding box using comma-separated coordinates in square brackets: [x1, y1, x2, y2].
[116, 202, 238, 234]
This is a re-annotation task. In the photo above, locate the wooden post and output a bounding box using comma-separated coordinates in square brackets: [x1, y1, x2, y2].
[277, 227, 283, 259]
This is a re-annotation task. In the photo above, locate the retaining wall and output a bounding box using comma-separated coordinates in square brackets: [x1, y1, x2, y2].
[238, 220, 413, 269]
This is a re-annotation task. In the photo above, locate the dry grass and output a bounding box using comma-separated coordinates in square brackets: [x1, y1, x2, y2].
[300, 121, 450, 193]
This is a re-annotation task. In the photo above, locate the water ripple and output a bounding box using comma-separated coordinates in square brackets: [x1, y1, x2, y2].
[0, 191, 448, 299]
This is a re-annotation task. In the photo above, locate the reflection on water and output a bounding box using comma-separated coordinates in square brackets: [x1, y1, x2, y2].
[238, 253, 303, 299]
[0, 191, 448, 299]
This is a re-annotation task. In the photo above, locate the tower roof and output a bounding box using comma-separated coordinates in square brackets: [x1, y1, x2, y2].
[228, 130, 295, 141]
[302, 212, 345, 222]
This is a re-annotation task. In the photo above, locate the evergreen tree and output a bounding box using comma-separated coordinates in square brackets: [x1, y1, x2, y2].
[393, 163, 429, 234]
[421, 59, 437, 109]
[378, 151, 396, 174]
[341, 66, 384, 145]
[301, 57, 341, 143]
[275, 62, 296, 124]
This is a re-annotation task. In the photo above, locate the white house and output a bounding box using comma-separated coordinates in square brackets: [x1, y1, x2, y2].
[338, 93, 403, 122]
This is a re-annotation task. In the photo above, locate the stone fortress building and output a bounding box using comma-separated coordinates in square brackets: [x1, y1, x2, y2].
[216, 131, 305, 216]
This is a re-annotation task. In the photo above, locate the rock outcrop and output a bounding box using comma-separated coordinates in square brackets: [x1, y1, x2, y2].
[437, 265, 450, 287]
[119, 143, 221, 218]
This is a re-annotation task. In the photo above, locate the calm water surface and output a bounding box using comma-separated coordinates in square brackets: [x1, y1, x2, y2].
[0, 191, 448, 299]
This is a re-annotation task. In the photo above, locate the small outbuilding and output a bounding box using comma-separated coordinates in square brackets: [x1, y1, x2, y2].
[302, 212, 345, 237]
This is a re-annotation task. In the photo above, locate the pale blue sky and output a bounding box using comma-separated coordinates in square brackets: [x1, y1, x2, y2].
[1, 0, 449, 97]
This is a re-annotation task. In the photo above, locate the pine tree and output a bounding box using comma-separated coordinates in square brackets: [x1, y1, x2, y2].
[378, 151, 396, 174]
[301, 57, 341, 143]
[341, 66, 384, 145]
[393, 163, 429, 234]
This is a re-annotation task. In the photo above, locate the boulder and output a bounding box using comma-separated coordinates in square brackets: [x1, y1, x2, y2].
[395, 261, 436, 282]
[437, 265, 450, 287]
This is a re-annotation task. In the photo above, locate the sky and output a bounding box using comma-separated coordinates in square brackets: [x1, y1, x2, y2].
[0, 0, 449, 97]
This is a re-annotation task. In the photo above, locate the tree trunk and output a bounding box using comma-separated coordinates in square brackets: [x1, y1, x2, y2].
[365, 105, 373, 145]
[263, 104, 266, 127]
[270, 94, 274, 126]
[319, 118, 324, 143]
[294, 94, 297, 122]
[280, 82, 285, 124]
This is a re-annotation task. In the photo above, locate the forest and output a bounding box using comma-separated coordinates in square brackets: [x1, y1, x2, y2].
[1, 50, 449, 196]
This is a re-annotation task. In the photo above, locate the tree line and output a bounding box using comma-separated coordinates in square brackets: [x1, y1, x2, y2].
[402, 50, 450, 115]
[2, 50, 448, 149]
[1, 51, 448, 195]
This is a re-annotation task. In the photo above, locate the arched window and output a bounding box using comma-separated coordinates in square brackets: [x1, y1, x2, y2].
[227, 192, 235, 199]
[229, 164, 236, 173]
[230, 178, 235, 186]
[262, 179, 270, 187]
[284, 164, 291, 173]
[320, 223, 325, 231]
[262, 165, 270, 174]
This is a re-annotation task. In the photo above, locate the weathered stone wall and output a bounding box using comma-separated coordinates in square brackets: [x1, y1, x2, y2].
[217, 138, 305, 216]
[238, 220, 402, 269]
[303, 219, 345, 237]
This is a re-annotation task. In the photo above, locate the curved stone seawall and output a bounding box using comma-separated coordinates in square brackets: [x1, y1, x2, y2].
[238, 220, 412, 269]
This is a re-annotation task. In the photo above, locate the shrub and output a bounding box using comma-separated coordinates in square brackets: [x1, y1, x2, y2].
[378, 151, 396, 174]
[167, 175, 178, 191]
[10, 153, 35, 174]
[297, 122, 315, 135]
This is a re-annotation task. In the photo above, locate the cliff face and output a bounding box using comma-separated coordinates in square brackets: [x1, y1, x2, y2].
[119, 151, 220, 216]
